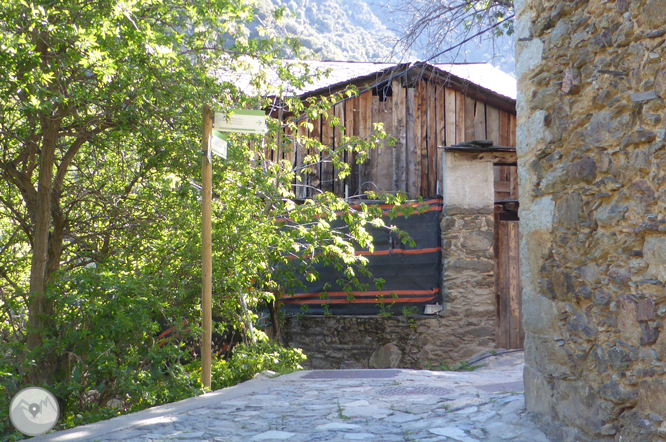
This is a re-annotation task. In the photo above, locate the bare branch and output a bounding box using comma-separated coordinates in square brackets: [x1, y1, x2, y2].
[374, 0, 514, 63]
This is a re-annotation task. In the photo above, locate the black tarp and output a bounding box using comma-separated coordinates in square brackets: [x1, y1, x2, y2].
[280, 198, 442, 315]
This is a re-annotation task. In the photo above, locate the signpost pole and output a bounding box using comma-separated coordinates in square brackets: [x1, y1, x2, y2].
[199, 107, 265, 390]
[201, 105, 213, 390]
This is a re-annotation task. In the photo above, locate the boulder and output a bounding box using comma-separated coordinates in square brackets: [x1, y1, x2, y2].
[369, 343, 402, 369]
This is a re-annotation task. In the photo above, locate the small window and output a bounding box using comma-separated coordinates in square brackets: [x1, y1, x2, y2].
[372, 82, 392, 102]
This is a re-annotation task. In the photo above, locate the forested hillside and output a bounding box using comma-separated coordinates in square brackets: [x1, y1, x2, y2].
[252, 0, 399, 61]
[253, 0, 515, 73]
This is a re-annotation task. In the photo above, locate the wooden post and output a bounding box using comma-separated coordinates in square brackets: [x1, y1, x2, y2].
[405, 86, 416, 198]
[201, 105, 213, 390]
[486, 106, 501, 146]
[444, 88, 456, 146]
[392, 79, 406, 193]
[455, 92, 465, 145]
[474, 101, 487, 141]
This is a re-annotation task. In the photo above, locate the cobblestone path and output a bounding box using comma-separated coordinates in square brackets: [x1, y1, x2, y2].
[34, 352, 549, 442]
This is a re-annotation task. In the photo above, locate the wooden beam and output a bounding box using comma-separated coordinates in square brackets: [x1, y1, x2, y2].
[375, 96, 394, 193]
[284, 124, 294, 168]
[441, 150, 517, 164]
[508, 221, 521, 349]
[464, 96, 475, 142]
[369, 95, 380, 191]
[392, 79, 406, 193]
[334, 102, 345, 197]
[418, 83, 428, 198]
[474, 101, 487, 141]
[510, 165, 519, 200]
[359, 91, 373, 194]
[486, 105, 501, 146]
[201, 105, 212, 390]
[295, 121, 308, 199]
[494, 181, 512, 193]
[500, 110, 511, 147]
[436, 85, 445, 148]
[455, 91, 465, 144]
[509, 113, 516, 148]
[406, 86, 418, 198]
[427, 81, 438, 196]
[309, 116, 321, 196]
[353, 96, 362, 197]
[345, 97, 357, 197]
[321, 107, 334, 193]
[493, 206, 502, 349]
[445, 88, 456, 147]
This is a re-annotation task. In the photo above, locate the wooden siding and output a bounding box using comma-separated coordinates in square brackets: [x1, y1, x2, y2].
[494, 165, 519, 202]
[272, 79, 516, 200]
[495, 218, 524, 349]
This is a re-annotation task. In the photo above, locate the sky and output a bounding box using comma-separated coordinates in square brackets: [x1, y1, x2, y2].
[364, 0, 516, 75]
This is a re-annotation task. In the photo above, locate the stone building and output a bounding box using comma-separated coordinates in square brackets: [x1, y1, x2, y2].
[267, 61, 524, 369]
[516, 0, 666, 439]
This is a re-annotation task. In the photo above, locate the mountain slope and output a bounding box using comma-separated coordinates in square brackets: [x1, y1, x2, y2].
[253, 0, 399, 61]
[251, 0, 514, 73]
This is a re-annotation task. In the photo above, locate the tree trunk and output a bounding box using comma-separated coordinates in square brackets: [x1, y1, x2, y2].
[269, 299, 283, 345]
[26, 119, 59, 383]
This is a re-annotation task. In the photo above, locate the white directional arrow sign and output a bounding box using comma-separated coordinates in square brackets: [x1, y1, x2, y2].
[211, 130, 228, 159]
[214, 110, 267, 134]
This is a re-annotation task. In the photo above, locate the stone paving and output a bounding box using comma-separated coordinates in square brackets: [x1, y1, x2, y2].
[35, 351, 550, 442]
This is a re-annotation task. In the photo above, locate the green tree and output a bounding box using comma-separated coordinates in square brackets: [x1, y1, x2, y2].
[0, 0, 274, 383]
[0, 1, 396, 426]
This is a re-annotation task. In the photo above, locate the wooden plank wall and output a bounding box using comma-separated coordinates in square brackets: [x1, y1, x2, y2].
[275, 79, 516, 200]
[495, 219, 524, 349]
[494, 165, 519, 202]
[493, 109, 518, 202]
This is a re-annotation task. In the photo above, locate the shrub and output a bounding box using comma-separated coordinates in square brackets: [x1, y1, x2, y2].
[211, 340, 306, 390]
[0, 266, 304, 440]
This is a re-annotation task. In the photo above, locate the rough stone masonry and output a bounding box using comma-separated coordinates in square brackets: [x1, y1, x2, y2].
[283, 204, 497, 370]
[516, 0, 666, 440]
[283, 151, 499, 371]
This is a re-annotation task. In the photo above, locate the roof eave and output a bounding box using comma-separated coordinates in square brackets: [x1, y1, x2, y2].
[269, 61, 516, 115]
[416, 62, 516, 113]
[293, 63, 413, 100]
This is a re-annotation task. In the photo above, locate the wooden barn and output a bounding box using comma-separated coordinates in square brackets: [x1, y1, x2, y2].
[266, 61, 524, 368]
[267, 61, 517, 200]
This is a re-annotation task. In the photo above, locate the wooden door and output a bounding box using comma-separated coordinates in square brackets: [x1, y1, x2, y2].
[495, 218, 524, 349]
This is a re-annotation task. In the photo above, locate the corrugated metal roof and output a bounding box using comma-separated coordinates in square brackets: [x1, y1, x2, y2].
[434, 63, 517, 100]
[218, 59, 516, 102]
[288, 60, 399, 94]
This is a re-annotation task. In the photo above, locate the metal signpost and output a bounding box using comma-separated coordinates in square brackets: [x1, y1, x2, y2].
[200, 106, 266, 390]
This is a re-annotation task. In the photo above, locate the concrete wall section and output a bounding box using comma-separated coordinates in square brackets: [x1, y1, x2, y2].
[442, 151, 495, 214]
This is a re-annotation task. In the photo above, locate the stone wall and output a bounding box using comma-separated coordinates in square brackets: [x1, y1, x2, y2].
[516, 0, 666, 440]
[441, 211, 496, 338]
[282, 208, 497, 370]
